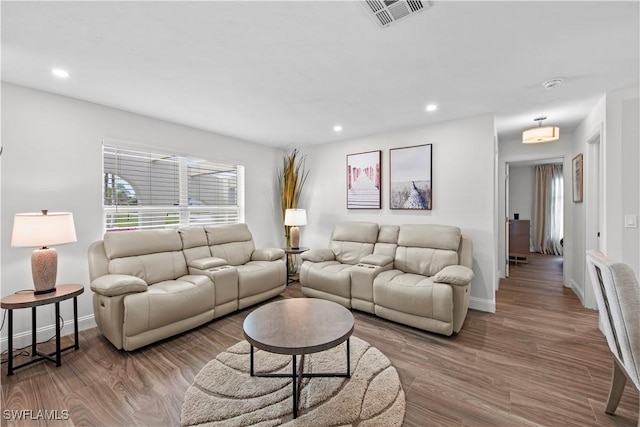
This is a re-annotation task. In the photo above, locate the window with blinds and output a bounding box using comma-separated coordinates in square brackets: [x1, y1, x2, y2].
[103, 143, 244, 231]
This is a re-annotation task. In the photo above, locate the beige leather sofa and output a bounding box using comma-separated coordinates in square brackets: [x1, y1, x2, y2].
[88, 224, 286, 350]
[300, 222, 473, 336]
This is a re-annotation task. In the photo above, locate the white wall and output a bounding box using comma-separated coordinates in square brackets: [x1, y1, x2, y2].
[508, 165, 535, 222]
[620, 97, 640, 274]
[572, 95, 606, 308]
[1, 83, 285, 349]
[603, 86, 640, 275]
[301, 114, 498, 312]
[573, 87, 639, 309]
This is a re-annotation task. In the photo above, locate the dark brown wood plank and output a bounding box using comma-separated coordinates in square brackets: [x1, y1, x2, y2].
[1, 253, 638, 426]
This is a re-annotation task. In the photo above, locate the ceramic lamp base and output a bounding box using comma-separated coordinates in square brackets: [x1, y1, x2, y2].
[290, 226, 300, 249]
[32, 247, 57, 294]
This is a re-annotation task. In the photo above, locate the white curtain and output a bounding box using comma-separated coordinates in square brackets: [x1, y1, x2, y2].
[533, 164, 564, 255]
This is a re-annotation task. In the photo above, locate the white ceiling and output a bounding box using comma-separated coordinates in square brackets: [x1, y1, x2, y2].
[2, 1, 638, 148]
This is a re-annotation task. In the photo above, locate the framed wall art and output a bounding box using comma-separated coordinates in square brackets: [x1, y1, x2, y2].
[390, 144, 432, 210]
[347, 150, 381, 209]
[572, 153, 583, 203]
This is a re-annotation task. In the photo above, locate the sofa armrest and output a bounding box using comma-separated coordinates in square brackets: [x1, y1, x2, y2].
[251, 248, 285, 261]
[432, 265, 474, 286]
[301, 248, 335, 262]
[91, 274, 148, 297]
[359, 254, 393, 267]
[189, 257, 228, 270]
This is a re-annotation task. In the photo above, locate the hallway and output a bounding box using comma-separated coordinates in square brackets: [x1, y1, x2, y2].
[493, 253, 638, 425]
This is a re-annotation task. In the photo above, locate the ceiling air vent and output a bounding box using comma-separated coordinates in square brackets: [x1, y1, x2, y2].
[361, 0, 429, 29]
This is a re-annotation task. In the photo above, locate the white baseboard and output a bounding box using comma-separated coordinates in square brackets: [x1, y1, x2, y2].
[1, 314, 96, 353]
[469, 296, 495, 313]
[569, 279, 585, 305]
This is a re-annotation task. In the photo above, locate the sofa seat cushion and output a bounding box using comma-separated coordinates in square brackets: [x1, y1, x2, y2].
[303, 261, 354, 299]
[123, 275, 215, 337]
[373, 270, 453, 323]
[236, 261, 285, 299]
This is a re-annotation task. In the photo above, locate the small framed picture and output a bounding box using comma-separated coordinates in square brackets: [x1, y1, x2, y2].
[572, 153, 583, 203]
[347, 150, 381, 209]
[390, 144, 432, 210]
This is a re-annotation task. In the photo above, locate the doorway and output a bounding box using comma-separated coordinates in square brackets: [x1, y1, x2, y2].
[583, 127, 602, 309]
[503, 157, 566, 281]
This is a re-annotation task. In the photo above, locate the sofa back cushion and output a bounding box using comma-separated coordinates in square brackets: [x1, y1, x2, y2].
[374, 225, 399, 258]
[104, 229, 188, 284]
[179, 227, 211, 264]
[330, 222, 378, 265]
[394, 224, 461, 276]
[205, 223, 255, 266]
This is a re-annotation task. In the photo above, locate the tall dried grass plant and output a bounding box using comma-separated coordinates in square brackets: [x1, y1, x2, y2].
[278, 149, 309, 247]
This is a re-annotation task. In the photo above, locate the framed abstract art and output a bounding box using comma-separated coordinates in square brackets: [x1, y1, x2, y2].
[390, 144, 432, 210]
[572, 153, 583, 203]
[347, 150, 381, 209]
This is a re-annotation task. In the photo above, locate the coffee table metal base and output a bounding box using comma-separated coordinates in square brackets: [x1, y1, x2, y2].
[249, 338, 351, 419]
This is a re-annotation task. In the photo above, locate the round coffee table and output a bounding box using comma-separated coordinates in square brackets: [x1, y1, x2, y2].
[243, 298, 354, 418]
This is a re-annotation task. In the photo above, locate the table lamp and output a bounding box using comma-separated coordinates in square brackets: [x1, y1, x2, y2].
[11, 210, 77, 294]
[284, 209, 307, 249]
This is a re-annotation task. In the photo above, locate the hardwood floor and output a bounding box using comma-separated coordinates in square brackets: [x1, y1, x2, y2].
[2, 254, 638, 426]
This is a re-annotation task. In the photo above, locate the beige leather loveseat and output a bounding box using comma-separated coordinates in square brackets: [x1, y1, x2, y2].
[300, 222, 473, 336]
[88, 224, 286, 350]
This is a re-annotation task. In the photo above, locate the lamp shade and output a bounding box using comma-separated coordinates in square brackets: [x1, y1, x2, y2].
[12, 211, 77, 248]
[284, 209, 307, 226]
[522, 125, 560, 144]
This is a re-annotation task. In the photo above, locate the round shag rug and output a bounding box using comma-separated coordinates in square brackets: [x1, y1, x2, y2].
[180, 336, 405, 426]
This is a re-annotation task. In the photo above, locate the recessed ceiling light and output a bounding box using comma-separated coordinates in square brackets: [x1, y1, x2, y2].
[426, 104, 438, 112]
[51, 68, 70, 78]
[333, 125, 343, 132]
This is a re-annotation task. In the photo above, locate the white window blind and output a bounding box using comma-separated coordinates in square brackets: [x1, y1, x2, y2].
[103, 143, 244, 231]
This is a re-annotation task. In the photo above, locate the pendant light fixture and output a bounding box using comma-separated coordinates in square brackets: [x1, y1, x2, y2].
[522, 117, 560, 144]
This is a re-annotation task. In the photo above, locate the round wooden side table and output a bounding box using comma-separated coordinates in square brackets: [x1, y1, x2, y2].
[1, 284, 84, 376]
[283, 247, 309, 285]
